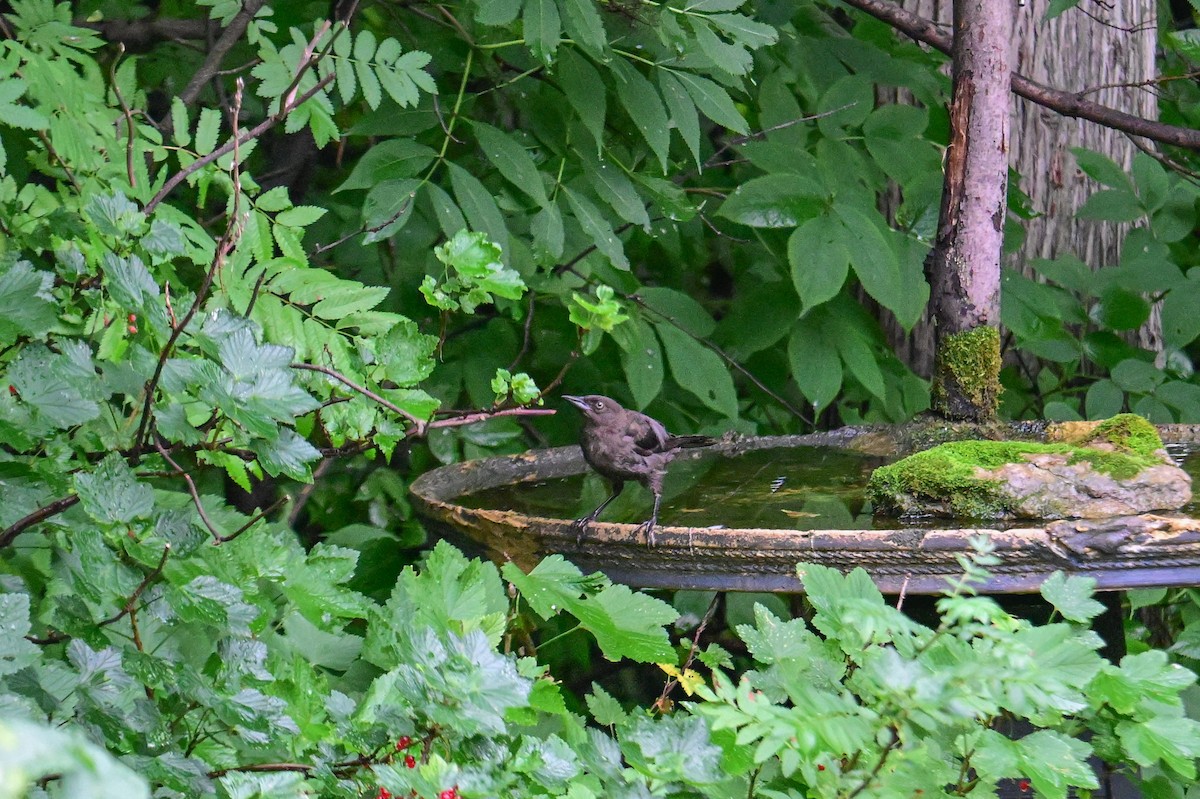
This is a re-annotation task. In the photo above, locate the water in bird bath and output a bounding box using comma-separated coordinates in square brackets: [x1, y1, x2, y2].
[456, 443, 1200, 531]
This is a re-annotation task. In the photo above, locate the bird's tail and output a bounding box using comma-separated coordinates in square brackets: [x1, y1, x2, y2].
[667, 434, 717, 450]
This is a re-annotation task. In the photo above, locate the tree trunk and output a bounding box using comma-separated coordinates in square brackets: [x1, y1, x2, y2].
[925, 0, 1011, 420]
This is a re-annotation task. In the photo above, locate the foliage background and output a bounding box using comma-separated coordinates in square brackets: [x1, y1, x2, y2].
[3, 0, 1200, 796]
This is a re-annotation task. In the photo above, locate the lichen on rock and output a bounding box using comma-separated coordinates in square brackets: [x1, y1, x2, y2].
[867, 414, 1192, 520]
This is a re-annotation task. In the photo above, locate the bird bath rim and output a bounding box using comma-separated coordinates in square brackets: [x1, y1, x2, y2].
[408, 425, 1200, 594]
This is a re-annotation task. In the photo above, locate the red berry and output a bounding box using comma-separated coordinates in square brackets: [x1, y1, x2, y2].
[127, 324, 138, 334]
[817, 764, 826, 772]
[376, 789, 391, 799]
[440, 791, 455, 799]
[395, 736, 412, 750]
[7, 385, 15, 396]
[128, 313, 137, 322]
[1018, 780, 1031, 792]
[404, 754, 416, 769]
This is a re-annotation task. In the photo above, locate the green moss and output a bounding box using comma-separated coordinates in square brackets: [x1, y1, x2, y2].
[1090, 413, 1163, 458]
[868, 432, 1164, 517]
[932, 326, 1001, 420]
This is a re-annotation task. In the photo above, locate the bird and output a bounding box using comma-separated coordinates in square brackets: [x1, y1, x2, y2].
[563, 394, 715, 546]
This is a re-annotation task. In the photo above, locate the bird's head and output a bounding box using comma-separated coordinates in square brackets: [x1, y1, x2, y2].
[563, 394, 624, 423]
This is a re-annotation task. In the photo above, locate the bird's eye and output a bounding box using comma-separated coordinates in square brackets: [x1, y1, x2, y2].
[594, 401, 605, 410]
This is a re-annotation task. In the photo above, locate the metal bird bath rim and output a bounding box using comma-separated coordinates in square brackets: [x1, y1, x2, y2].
[408, 425, 1200, 595]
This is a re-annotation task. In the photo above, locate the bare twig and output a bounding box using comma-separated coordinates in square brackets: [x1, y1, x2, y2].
[418, 406, 556, 436]
[0, 495, 80, 549]
[99, 545, 171, 628]
[154, 437, 225, 543]
[109, 44, 138, 188]
[654, 592, 720, 712]
[291, 363, 425, 429]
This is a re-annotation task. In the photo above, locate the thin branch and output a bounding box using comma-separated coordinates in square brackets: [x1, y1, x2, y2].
[654, 592, 719, 712]
[133, 216, 240, 454]
[418, 406, 557, 436]
[290, 363, 425, 429]
[154, 437, 226, 543]
[0, 495, 80, 549]
[839, 0, 1200, 150]
[144, 72, 335, 215]
[109, 44, 138, 188]
[179, 0, 267, 106]
[99, 545, 171, 628]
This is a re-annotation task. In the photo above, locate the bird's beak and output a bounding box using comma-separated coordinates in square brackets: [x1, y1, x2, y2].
[563, 395, 588, 411]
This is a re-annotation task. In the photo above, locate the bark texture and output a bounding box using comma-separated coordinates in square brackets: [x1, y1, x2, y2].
[925, 0, 1011, 419]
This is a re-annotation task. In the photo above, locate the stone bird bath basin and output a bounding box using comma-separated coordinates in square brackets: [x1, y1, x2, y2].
[409, 424, 1200, 595]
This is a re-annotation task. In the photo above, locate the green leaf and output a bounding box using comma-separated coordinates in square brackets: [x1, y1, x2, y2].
[425, 183, 469, 238]
[1085, 379, 1124, 420]
[449, 163, 510, 254]
[472, 120, 549, 206]
[75, 453, 154, 525]
[688, 17, 751, 76]
[1015, 730, 1098, 799]
[610, 60, 671, 172]
[524, 0, 561, 64]
[561, 0, 608, 56]
[672, 70, 749, 134]
[563, 185, 628, 270]
[817, 74, 874, 135]
[531, 200, 565, 259]
[638, 286, 716, 337]
[580, 152, 649, 227]
[1071, 147, 1133, 191]
[833, 202, 902, 310]
[378, 318, 437, 386]
[657, 70, 701, 167]
[0, 593, 39, 676]
[612, 317, 664, 410]
[0, 718, 150, 799]
[788, 215, 850, 310]
[1077, 189, 1144, 222]
[9, 345, 100, 428]
[1110, 358, 1163, 392]
[194, 106, 221, 155]
[502, 556, 679, 662]
[718, 174, 825, 228]
[363, 177, 421, 243]
[0, 260, 56, 345]
[475, 0, 523, 25]
[557, 49, 606, 150]
[1039, 572, 1105, 622]
[336, 139, 436, 192]
[1117, 717, 1200, 779]
[1043, 0, 1082, 18]
[1132, 152, 1169, 211]
[789, 317, 842, 410]
[654, 322, 738, 418]
[250, 428, 322, 481]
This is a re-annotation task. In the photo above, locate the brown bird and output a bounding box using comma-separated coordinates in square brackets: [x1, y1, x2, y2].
[564, 394, 715, 545]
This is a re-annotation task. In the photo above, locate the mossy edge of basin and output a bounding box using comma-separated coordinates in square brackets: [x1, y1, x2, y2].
[866, 414, 1171, 519]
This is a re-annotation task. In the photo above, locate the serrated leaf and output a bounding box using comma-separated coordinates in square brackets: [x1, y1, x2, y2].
[0, 594, 39, 676]
[610, 60, 671, 172]
[9, 345, 100, 428]
[337, 139, 436, 192]
[558, 49, 606, 150]
[363, 177, 421, 242]
[75, 453, 154, 525]
[472, 121, 549, 206]
[562, 0, 608, 56]
[0, 260, 56, 345]
[275, 205, 327, 227]
[654, 322, 738, 418]
[1039, 572, 1105, 622]
[524, 0, 561, 64]
[580, 152, 649, 227]
[378, 317, 437, 386]
[563, 185, 628, 270]
[657, 70, 701, 167]
[194, 106, 221, 155]
[448, 163, 510, 254]
[672, 70, 748, 133]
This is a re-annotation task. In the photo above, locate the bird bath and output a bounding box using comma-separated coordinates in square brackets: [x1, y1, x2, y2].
[408, 424, 1200, 595]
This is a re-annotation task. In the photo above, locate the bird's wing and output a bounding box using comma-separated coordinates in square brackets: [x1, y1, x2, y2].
[628, 413, 670, 454]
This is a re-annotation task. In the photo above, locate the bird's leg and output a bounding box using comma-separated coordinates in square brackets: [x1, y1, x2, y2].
[635, 489, 663, 547]
[573, 480, 624, 545]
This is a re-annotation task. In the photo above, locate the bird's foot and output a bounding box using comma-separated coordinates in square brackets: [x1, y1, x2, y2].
[571, 516, 594, 547]
[634, 518, 657, 547]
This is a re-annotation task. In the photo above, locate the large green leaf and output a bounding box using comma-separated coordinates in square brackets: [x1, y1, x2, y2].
[788, 215, 851, 310]
[654, 322, 738, 418]
[717, 174, 825, 228]
[472, 120, 550, 206]
[788, 317, 842, 410]
[610, 60, 671, 172]
[612, 317, 664, 410]
[563, 185, 628, 270]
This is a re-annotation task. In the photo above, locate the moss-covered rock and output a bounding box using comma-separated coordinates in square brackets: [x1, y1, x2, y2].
[867, 414, 1191, 520]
